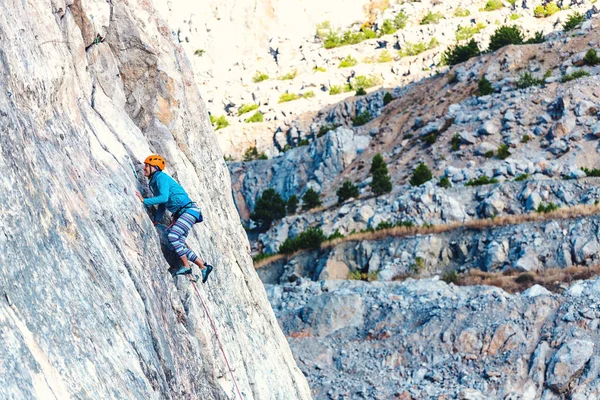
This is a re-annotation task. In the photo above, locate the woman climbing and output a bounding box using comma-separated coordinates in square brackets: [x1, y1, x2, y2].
[135, 154, 213, 283]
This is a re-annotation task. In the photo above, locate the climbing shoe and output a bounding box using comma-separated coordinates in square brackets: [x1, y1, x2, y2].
[174, 266, 192, 276]
[202, 264, 213, 283]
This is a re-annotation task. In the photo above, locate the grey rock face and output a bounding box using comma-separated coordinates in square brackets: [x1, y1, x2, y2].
[0, 1, 310, 399]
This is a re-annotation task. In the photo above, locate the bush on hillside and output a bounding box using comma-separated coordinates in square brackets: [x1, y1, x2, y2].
[353, 111, 372, 127]
[338, 55, 358, 68]
[525, 31, 545, 44]
[370, 154, 393, 195]
[380, 19, 397, 35]
[465, 176, 498, 186]
[409, 162, 432, 186]
[355, 87, 367, 96]
[478, 76, 494, 95]
[278, 227, 326, 254]
[455, 23, 486, 41]
[394, 11, 408, 29]
[337, 180, 359, 204]
[439, 176, 452, 189]
[584, 49, 600, 66]
[242, 146, 267, 161]
[302, 188, 322, 211]
[210, 115, 229, 130]
[383, 92, 394, 106]
[516, 72, 544, 89]
[563, 12, 585, 31]
[454, 7, 471, 17]
[561, 70, 590, 83]
[286, 195, 298, 215]
[250, 188, 287, 229]
[399, 38, 439, 57]
[279, 92, 300, 103]
[497, 143, 511, 160]
[253, 72, 269, 83]
[245, 111, 264, 123]
[483, 0, 503, 11]
[441, 39, 480, 66]
[420, 11, 444, 25]
[488, 25, 523, 52]
[238, 103, 259, 116]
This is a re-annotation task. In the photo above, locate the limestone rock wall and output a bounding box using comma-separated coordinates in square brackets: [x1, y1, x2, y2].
[0, 0, 310, 398]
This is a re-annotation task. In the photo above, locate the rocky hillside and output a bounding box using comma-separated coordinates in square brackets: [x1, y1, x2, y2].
[0, 0, 310, 399]
[230, 3, 600, 283]
[267, 277, 600, 399]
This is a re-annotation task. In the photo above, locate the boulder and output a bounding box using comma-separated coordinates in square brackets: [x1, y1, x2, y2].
[546, 340, 595, 393]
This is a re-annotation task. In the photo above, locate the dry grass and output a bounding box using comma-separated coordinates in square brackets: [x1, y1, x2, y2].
[324, 203, 600, 249]
[452, 264, 600, 294]
[253, 253, 286, 269]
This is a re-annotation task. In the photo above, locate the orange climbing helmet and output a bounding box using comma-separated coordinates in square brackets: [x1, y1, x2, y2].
[144, 154, 166, 171]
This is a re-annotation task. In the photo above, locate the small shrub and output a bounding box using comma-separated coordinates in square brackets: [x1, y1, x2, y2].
[383, 92, 394, 106]
[534, 2, 559, 17]
[536, 202, 559, 213]
[441, 39, 480, 66]
[561, 70, 590, 83]
[253, 72, 269, 83]
[377, 50, 393, 63]
[318, 123, 339, 137]
[337, 180, 359, 204]
[355, 87, 367, 96]
[442, 270, 459, 284]
[563, 12, 585, 31]
[483, 0, 503, 11]
[251, 188, 287, 229]
[352, 75, 382, 89]
[478, 76, 494, 95]
[286, 195, 298, 215]
[339, 55, 358, 68]
[447, 74, 458, 84]
[454, 7, 471, 17]
[353, 111, 372, 127]
[465, 175, 498, 186]
[451, 134, 461, 151]
[302, 91, 316, 99]
[327, 229, 344, 241]
[297, 139, 310, 146]
[439, 176, 452, 189]
[238, 103, 259, 116]
[278, 227, 326, 254]
[302, 188, 322, 211]
[497, 143, 511, 160]
[421, 11, 444, 25]
[515, 273, 535, 284]
[525, 31, 545, 44]
[411, 257, 425, 274]
[279, 93, 300, 103]
[315, 21, 332, 39]
[394, 11, 408, 29]
[423, 134, 437, 145]
[380, 19, 397, 35]
[484, 150, 495, 158]
[399, 38, 439, 57]
[370, 154, 393, 195]
[455, 23, 486, 41]
[242, 146, 267, 162]
[514, 174, 529, 181]
[582, 167, 600, 177]
[409, 162, 433, 186]
[584, 49, 600, 66]
[194, 49, 205, 56]
[488, 25, 523, 52]
[245, 111, 264, 123]
[329, 85, 342, 95]
[210, 115, 229, 130]
[509, 13, 521, 20]
[521, 134, 531, 143]
[279, 70, 297, 80]
[313, 66, 327, 72]
[516, 72, 544, 89]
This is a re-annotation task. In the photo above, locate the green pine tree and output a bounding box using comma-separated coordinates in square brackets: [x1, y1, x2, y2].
[370, 154, 392, 195]
[302, 188, 322, 211]
[250, 188, 286, 229]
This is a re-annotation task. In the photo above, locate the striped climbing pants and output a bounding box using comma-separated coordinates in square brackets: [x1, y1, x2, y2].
[167, 208, 201, 262]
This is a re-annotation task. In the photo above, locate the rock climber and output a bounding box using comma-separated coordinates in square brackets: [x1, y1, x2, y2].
[135, 154, 213, 283]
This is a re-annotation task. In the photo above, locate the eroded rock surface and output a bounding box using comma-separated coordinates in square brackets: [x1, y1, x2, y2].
[0, 1, 310, 399]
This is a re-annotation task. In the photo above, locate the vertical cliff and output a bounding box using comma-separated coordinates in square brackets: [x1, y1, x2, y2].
[0, 0, 310, 398]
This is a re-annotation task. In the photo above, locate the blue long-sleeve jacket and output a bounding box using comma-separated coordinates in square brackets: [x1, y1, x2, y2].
[144, 171, 198, 222]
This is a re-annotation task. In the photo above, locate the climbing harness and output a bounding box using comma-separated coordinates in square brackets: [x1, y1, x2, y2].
[189, 277, 244, 400]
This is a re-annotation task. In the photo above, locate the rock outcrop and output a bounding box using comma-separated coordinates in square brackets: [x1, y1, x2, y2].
[0, 0, 310, 399]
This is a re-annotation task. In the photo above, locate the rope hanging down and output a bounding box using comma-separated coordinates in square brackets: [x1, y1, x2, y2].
[189, 278, 244, 400]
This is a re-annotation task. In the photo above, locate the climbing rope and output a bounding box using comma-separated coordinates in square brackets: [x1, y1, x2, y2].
[189, 278, 244, 400]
